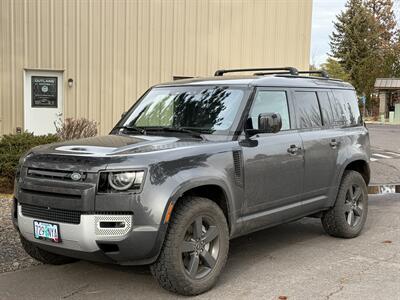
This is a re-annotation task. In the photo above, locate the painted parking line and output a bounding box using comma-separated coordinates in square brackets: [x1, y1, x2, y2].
[383, 152, 400, 157]
[372, 153, 393, 159]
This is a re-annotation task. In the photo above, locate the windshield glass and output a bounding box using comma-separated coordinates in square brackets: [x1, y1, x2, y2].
[119, 86, 245, 134]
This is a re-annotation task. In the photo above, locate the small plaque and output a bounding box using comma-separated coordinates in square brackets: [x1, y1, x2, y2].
[31, 76, 58, 108]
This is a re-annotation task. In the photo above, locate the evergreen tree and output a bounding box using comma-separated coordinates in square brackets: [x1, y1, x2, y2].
[321, 58, 350, 81]
[365, 0, 400, 75]
[330, 0, 380, 107]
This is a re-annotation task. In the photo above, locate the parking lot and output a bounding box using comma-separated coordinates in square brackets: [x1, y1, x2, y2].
[1, 124, 399, 299]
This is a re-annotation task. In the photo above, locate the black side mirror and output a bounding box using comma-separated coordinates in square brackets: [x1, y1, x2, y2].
[258, 113, 282, 133]
[121, 111, 127, 119]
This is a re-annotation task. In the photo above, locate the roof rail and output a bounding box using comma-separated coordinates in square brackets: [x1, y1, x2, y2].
[214, 67, 298, 76]
[275, 74, 344, 82]
[253, 69, 331, 79]
[297, 70, 329, 78]
[253, 71, 292, 76]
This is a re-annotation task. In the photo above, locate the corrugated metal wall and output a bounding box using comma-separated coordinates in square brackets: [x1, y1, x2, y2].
[0, 0, 313, 135]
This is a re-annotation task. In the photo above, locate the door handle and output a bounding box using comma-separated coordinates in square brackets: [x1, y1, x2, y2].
[330, 139, 338, 148]
[287, 144, 301, 155]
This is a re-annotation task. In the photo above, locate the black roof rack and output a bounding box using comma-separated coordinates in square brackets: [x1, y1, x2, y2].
[253, 71, 293, 76]
[253, 70, 330, 79]
[214, 67, 298, 76]
[298, 70, 329, 78]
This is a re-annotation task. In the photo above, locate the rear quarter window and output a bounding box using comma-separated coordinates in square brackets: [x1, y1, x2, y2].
[317, 91, 334, 126]
[294, 91, 322, 128]
[332, 90, 362, 126]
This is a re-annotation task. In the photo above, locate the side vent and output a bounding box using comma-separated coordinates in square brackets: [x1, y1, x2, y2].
[232, 150, 244, 187]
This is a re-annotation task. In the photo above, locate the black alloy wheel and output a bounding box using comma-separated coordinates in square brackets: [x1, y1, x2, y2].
[344, 183, 364, 227]
[151, 196, 229, 296]
[321, 170, 368, 238]
[181, 216, 220, 279]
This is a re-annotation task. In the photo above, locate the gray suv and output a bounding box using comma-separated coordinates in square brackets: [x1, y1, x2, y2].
[13, 67, 371, 295]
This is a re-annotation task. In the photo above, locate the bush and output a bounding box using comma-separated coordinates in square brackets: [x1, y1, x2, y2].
[0, 132, 59, 193]
[55, 118, 98, 141]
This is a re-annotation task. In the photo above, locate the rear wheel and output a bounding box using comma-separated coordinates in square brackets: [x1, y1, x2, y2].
[321, 170, 368, 238]
[150, 196, 229, 296]
[20, 235, 78, 265]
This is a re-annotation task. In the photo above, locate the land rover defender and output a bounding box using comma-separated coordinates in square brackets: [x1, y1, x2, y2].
[13, 67, 371, 295]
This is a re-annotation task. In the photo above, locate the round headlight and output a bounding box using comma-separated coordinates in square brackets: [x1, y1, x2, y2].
[108, 171, 136, 191]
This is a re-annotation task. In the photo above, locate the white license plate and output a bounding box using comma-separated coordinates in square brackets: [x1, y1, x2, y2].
[33, 220, 61, 243]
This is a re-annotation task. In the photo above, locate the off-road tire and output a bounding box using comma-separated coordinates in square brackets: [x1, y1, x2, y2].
[150, 196, 229, 296]
[20, 235, 78, 265]
[322, 170, 368, 238]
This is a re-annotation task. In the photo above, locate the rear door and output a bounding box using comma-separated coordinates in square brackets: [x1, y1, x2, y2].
[293, 90, 338, 210]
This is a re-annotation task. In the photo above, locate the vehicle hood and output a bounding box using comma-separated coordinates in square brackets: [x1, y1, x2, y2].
[30, 134, 206, 157]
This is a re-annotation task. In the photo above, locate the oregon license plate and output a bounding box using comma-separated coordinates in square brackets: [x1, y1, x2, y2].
[33, 220, 61, 243]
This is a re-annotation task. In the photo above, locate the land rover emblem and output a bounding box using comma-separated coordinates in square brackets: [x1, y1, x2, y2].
[71, 172, 82, 181]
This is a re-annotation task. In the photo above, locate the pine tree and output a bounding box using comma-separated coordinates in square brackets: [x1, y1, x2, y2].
[366, 0, 397, 45]
[321, 58, 350, 81]
[330, 0, 381, 106]
[365, 0, 399, 75]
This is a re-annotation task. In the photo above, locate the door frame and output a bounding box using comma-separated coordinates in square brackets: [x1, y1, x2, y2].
[23, 68, 64, 135]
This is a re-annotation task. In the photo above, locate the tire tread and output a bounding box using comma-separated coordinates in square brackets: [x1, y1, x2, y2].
[150, 196, 229, 296]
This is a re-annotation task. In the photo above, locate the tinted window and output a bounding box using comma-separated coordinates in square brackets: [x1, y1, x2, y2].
[332, 90, 362, 126]
[317, 91, 334, 126]
[294, 91, 322, 128]
[123, 86, 244, 132]
[250, 91, 290, 130]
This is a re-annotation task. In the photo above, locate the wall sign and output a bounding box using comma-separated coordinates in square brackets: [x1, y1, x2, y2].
[31, 76, 58, 108]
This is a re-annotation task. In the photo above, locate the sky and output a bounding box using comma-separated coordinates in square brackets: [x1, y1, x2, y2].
[311, 0, 348, 66]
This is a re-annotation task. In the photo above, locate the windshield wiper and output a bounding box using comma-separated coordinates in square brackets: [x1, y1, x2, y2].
[144, 127, 206, 140]
[114, 126, 146, 135]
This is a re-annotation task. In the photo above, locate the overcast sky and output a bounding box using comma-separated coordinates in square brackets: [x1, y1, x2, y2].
[311, 0, 347, 66]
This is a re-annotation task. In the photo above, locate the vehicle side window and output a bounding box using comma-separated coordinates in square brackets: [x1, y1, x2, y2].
[332, 90, 362, 126]
[249, 91, 290, 130]
[317, 91, 334, 126]
[294, 91, 322, 128]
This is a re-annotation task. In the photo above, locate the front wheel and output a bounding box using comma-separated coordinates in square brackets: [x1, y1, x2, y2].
[150, 196, 229, 296]
[321, 170, 368, 238]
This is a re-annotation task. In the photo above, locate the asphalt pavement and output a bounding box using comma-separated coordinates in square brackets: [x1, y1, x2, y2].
[1, 194, 399, 300]
[368, 124, 400, 185]
[0, 124, 399, 299]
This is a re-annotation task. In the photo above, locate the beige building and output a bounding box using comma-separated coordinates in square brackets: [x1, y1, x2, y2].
[0, 0, 313, 136]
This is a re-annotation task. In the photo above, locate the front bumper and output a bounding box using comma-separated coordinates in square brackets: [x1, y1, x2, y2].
[16, 203, 166, 265]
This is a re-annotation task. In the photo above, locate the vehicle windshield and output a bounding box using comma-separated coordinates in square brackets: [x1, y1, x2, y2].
[118, 86, 245, 134]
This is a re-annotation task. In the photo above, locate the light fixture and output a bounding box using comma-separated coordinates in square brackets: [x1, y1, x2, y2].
[68, 78, 74, 88]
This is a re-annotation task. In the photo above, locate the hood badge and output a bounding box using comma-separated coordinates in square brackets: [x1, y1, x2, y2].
[71, 172, 82, 181]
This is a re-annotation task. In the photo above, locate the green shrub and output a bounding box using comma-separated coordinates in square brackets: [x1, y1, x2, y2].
[0, 132, 59, 193]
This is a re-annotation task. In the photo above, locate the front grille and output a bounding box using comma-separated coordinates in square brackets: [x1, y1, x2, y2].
[27, 168, 86, 182]
[21, 204, 81, 224]
[20, 204, 134, 225]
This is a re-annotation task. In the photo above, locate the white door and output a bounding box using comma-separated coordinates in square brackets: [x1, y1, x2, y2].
[24, 70, 63, 135]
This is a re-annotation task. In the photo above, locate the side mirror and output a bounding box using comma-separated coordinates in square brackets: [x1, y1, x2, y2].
[121, 111, 127, 119]
[258, 113, 282, 133]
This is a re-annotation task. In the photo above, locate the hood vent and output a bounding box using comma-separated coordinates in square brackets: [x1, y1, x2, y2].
[232, 150, 243, 187]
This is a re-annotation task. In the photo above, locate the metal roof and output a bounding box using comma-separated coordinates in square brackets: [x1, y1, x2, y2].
[374, 78, 400, 90]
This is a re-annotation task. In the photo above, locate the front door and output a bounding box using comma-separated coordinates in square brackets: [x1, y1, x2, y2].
[24, 70, 63, 135]
[241, 89, 304, 229]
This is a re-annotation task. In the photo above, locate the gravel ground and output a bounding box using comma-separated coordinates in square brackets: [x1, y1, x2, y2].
[0, 196, 40, 273]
